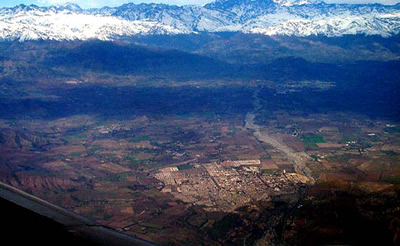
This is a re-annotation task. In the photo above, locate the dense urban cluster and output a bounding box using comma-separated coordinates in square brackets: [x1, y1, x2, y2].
[155, 160, 311, 212]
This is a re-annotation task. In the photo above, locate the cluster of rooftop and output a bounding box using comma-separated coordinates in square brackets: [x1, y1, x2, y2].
[154, 160, 311, 212]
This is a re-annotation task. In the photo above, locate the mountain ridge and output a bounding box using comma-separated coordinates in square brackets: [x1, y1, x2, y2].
[0, 0, 399, 41]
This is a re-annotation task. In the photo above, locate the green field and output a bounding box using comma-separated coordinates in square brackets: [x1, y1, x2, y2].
[177, 164, 193, 171]
[129, 136, 152, 143]
[300, 135, 326, 149]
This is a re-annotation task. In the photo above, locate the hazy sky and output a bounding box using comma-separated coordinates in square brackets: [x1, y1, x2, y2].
[0, 0, 399, 8]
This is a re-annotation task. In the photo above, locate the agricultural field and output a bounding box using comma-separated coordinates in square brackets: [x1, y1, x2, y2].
[0, 70, 399, 244]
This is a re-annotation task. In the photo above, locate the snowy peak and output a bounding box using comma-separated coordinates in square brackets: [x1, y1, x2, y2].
[0, 0, 400, 41]
[205, 0, 319, 9]
[0, 8, 188, 42]
[57, 3, 82, 11]
[6, 4, 40, 13]
[205, 0, 275, 11]
[273, 0, 321, 6]
[1, 3, 82, 14]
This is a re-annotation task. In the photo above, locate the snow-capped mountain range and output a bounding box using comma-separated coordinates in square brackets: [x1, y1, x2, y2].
[0, 0, 399, 41]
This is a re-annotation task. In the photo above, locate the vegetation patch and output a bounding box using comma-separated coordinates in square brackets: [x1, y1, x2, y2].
[138, 222, 164, 230]
[64, 134, 87, 141]
[381, 175, 400, 184]
[129, 136, 151, 143]
[177, 164, 193, 171]
[383, 150, 400, 156]
[300, 135, 325, 149]
[103, 214, 113, 221]
[261, 169, 276, 174]
[325, 153, 358, 162]
[206, 214, 242, 240]
[384, 127, 400, 133]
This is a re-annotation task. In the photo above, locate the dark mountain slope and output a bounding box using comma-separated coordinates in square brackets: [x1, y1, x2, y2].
[46, 41, 236, 79]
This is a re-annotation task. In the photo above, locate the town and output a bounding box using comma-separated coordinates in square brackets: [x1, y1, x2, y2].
[155, 160, 311, 212]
